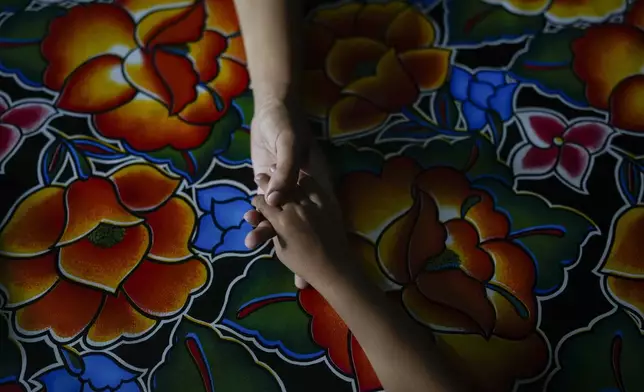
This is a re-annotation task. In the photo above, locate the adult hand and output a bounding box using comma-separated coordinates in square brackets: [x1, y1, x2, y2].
[250, 100, 311, 205]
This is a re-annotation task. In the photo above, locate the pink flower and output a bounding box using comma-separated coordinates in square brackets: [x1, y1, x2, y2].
[0, 93, 57, 174]
[510, 110, 614, 193]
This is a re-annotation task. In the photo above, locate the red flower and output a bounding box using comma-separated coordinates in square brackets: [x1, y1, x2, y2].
[511, 110, 614, 192]
[41, 0, 248, 151]
[0, 93, 57, 173]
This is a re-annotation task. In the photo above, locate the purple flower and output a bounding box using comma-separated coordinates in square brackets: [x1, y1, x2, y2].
[450, 66, 518, 131]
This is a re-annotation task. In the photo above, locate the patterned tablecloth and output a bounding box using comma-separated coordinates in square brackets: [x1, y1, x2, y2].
[1, 0, 643, 391]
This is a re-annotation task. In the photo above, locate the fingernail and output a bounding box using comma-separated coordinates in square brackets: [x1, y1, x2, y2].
[254, 174, 262, 183]
[269, 166, 276, 173]
[267, 191, 280, 206]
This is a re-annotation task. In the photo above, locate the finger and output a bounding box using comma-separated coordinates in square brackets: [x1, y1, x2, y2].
[298, 172, 325, 207]
[243, 209, 265, 227]
[254, 173, 271, 194]
[251, 195, 281, 220]
[267, 133, 301, 206]
[294, 275, 309, 289]
[244, 221, 277, 249]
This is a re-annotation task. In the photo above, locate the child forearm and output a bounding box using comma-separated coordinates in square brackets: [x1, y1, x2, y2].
[316, 262, 469, 392]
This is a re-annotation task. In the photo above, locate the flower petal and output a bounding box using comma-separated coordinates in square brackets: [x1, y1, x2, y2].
[117, 0, 189, 20]
[442, 220, 494, 282]
[313, 3, 362, 37]
[59, 177, 142, 245]
[224, 35, 247, 64]
[213, 198, 251, 230]
[564, 121, 614, 153]
[0, 124, 21, 173]
[476, 70, 505, 87]
[511, 144, 558, 177]
[196, 184, 246, 210]
[111, 164, 180, 212]
[192, 214, 223, 253]
[626, 0, 644, 29]
[402, 285, 486, 334]
[144, 196, 195, 261]
[93, 93, 211, 151]
[138, 1, 205, 48]
[328, 96, 388, 138]
[547, 0, 626, 24]
[123, 49, 171, 107]
[298, 288, 353, 374]
[56, 55, 136, 114]
[385, 6, 435, 52]
[205, 0, 240, 35]
[488, 84, 518, 121]
[42, 4, 136, 90]
[464, 191, 510, 242]
[343, 50, 418, 111]
[325, 37, 388, 87]
[123, 258, 208, 318]
[450, 67, 472, 101]
[398, 48, 451, 91]
[214, 222, 253, 255]
[482, 240, 537, 339]
[0, 254, 58, 308]
[468, 81, 494, 110]
[350, 335, 381, 392]
[339, 157, 420, 237]
[602, 206, 644, 278]
[0, 187, 66, 256]
[556, 143, 591, 191]
[610, 75, 644, 133]
[606, 276, 644, 322]
[462, 101, 487, 130]
[1, 103, 57, 134]
[572, 24, 644, 109]
[58, 224, 149, 293]
[302, 70, 342, 118]
[207, 57, 250, 103]
[87, 291, 156, 344]
[354, 2, 407, 42]
[16, 280, 103, 341]
[178, 85, 226, 125]
[349, 233, 399, 292]
[417, 269, 496, 337]
[413, 167, 471, 222]
[516, 111, 567, 147]
[188, 31, 226, 83]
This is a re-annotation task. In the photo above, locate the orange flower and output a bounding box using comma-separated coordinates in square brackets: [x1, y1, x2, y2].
[306, 157, 548, 391]
[487, 0, 625, 23]
[303, 2, 451, 138]
[572, 0, 644, 132]
[600, 206, 644, 320]
[42, 0, 248, 151]
[0, 164, 210, 346]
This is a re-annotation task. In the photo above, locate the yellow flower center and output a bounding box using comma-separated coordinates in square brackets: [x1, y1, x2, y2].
[553, 136, 564, 146]
[87, 223, 125, 248]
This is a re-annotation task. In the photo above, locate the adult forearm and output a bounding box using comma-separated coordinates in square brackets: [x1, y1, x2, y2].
[233, 0, 302, 107]
[317, 266, 466, 392]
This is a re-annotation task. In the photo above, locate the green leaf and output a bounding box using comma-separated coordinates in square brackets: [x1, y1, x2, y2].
[219, 129, 251, 165]
[145, 107, 241, 182]
[0, 7, 66, 86]
[233, 91, 254, 128]
[472, 177, 596, 295]
[218, 257, 323, 360]
[445, 0, 545, 46]
[509, 29, 588, 107]
[151, 316, 283, 392]
[0, 314, 22, 382]
[39, 138, 69, 185]
[547, 309, 644, 391]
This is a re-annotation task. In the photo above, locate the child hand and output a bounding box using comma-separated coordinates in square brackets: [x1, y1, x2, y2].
[251, 173, 350, 288]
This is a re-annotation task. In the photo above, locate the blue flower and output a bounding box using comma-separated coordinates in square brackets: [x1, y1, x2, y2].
[193, 183, 254, 256]
[450, 66, 518, 131]
[34, 351, 142, 392]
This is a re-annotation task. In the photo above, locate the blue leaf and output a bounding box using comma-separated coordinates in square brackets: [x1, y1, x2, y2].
[193, 214, 223, 254]
[468, 81, 494, 109]
[450, 67, 472, 101]
[475, 70, 506, 87]
[213, 198, 252, 230]
[462, 101, 487, 130]
[196, 185, 247, 211]
[488, 83, 518, 121]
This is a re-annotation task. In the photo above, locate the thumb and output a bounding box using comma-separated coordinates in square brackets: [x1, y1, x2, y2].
[267, 132, 304, 205]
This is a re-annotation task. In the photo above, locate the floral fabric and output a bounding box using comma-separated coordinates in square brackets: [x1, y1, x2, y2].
[1, 0, 644, 391]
